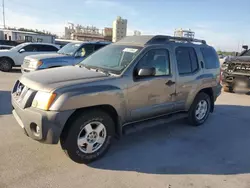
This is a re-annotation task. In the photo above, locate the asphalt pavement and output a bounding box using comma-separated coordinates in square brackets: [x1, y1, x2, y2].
[1, 68, 250, 188]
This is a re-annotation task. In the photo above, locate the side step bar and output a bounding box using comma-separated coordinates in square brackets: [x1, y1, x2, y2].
[123, 112, 188, 135]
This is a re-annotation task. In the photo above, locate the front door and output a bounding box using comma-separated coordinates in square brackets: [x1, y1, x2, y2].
[127, 48, 176, 122]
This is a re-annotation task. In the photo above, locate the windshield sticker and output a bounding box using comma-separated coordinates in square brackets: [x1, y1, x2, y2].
[123, 48, 138, 53]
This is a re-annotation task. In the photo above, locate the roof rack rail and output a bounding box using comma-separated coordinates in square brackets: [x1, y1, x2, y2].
[146, 35, 206, 45]
[167, 36, 206, 45]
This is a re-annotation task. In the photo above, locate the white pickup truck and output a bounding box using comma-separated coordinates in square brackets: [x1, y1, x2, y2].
[0, 42, 60, 72]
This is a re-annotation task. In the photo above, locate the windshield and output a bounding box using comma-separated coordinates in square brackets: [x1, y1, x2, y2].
[57, 42, 82, 55]
[10, 43, 26, 51]
[80, 45, 142, 74]
[241, 49, 250, 56]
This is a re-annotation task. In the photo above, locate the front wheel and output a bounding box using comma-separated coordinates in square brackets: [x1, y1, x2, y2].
[60, 110, 115, 164]
[188, 92, 211, 126]
[0, 58, 13, 72]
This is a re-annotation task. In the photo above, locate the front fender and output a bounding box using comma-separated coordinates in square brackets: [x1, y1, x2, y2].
[50, 85, 127, 122]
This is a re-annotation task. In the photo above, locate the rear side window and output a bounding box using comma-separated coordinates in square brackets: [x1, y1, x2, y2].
[37, 45, 58, 52]
[94, 44, 106, 51]
[200, 47, 219, 69]
[175, 47, 199, 75]
[23, 44, 38, 52]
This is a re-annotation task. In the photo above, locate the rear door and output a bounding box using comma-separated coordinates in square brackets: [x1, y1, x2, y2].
[174, 45, 202, 111]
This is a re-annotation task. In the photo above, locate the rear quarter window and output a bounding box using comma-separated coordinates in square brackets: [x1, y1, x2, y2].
[200, 47, 220, 69]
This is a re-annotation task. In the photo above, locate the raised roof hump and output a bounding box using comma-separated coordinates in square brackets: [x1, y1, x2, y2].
[115, 35, 155, 46]
[115, 35, 207, 46]
[146, 35, 207, 45]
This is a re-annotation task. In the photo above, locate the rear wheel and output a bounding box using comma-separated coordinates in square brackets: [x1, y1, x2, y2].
[188, 92, 211, 126]
[0, 58, 13, 72]
[60, 110, 115, 164]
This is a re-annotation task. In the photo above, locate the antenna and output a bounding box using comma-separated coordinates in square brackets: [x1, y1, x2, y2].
[2, 0, 5, 28]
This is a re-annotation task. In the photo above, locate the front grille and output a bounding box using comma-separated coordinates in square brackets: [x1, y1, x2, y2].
[227, 62, 250, 74]
[12, 80, 37, 109]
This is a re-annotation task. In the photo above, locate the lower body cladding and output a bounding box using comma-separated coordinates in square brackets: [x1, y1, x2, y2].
[222, 73, 250, 91]
[12, 98, 74, 144]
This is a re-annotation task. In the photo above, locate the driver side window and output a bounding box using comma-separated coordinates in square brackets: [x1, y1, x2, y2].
[75, 44, 94, 57]
[136, 49, 170, 76]
[23, 44, 38, 52]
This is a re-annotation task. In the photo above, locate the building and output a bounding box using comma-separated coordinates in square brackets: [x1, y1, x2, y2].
[64, 23, 112, 42]
[174, 28, 195, 39]
[0, 29, 55, 43]
[112, 16, 127, 42]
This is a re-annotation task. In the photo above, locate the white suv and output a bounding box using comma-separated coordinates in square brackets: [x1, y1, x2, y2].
[0, 42, 60, 72]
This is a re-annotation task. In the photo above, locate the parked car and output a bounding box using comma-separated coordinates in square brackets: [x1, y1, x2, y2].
[0, 45, 14, 50]
[11, 35, 221, 164]
[0, 42, 60, 72]
[221, 46, 250, 92]
[21, 41, 111, 73]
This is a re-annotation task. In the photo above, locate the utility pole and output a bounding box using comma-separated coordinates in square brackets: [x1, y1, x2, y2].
[2, 0, 5, 28]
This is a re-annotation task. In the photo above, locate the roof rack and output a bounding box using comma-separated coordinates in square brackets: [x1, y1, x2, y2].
[146, 35, 207, 45]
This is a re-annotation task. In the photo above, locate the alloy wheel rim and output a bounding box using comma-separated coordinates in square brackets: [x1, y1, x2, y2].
[1, 60, 10, 70]
[195, 100, 208, 120]
[77, 121, 107, 154]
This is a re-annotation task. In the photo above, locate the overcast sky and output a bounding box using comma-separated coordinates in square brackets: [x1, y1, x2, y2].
[2, 0, 250, 51]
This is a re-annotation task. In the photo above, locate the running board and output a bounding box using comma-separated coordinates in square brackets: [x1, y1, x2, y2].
[123, 112, 188, 135]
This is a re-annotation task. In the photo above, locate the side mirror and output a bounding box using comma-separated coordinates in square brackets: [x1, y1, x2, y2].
[19, 49, 25, 53]
[138, 67, 156, 77]
[242, 45, 248, 50]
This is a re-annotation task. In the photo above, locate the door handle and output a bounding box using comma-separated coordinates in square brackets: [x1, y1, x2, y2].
[200, 61, 204, 68]
[165, 80, 175, 86]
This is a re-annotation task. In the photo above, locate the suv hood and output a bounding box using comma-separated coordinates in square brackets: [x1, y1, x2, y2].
[27, 53, 69, 60]
[227, 56, 250, 63]
[20, 66, 110, 92]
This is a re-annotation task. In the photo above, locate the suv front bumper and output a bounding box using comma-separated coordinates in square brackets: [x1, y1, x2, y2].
[12, 98, 74, 144]
[222, 72, 250, 89]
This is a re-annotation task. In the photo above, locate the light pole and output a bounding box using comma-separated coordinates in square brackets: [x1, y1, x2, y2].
[2, 0, 5, 28]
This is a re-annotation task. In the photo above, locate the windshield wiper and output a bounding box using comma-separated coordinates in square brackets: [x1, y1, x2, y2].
[79, 64, 117, 76]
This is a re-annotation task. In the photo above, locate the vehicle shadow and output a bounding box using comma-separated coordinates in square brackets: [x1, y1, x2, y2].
[10, 67, 21, 73]
[90, 104, 250, 175]
[0, 91, 12, 115]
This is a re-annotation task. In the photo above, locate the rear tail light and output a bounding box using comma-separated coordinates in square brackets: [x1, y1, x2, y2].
[220, 68, 222, 82]
[217, 68, 223, 84]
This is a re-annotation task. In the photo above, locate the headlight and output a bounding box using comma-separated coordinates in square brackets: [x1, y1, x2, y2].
[32, 91, 57, 110]
[29, 60, 43, 69]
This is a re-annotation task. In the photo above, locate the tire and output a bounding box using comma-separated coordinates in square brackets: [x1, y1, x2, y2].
[0, 58, 13, 72]
[188, 92, 211, 126]
[223, 85, 234, 93]
[60, 110, 115, 164]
